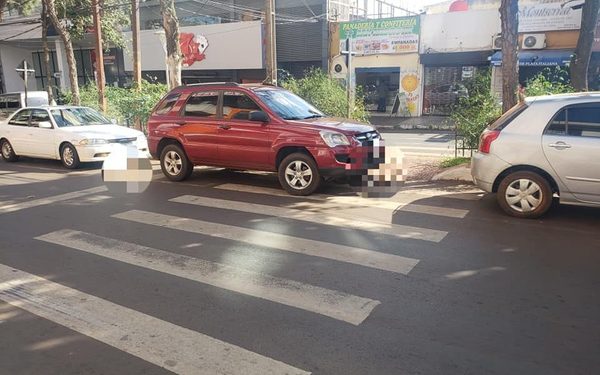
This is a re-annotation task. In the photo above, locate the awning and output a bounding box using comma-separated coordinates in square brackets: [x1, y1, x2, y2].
[420, 51, 493, 67]
[490, 50, 573, 67]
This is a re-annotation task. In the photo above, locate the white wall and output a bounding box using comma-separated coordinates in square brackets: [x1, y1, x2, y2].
[0, 44, 37, 93]
[420, 10, 501, 54]
[123, 21, 264, 72]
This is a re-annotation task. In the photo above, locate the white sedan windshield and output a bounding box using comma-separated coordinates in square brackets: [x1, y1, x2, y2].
[51, 108, 111, 127]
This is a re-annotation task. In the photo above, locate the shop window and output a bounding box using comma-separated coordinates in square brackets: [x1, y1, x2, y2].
[423, 66, 476, 115]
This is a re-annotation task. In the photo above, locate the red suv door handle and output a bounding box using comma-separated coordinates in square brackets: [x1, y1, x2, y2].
[219, 124, 231, 130]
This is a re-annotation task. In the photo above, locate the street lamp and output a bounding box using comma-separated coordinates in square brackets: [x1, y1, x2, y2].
[153, 29, 169, 88]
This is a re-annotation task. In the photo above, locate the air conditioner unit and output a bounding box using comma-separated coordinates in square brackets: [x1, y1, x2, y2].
[522, 33, 546, 50]
[330, 55, 347, 79]
[492, 34, 503, 50]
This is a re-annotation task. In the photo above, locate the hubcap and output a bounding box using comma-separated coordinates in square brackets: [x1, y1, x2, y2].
[63, 147, 74, 166]
[1, 142, 11, 158]
[505, 179, 542, 213]
[164, 151, 183, 175]
[285, 160, 313, 190]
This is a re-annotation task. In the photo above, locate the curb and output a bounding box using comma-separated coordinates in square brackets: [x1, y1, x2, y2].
[431, 163, 473, 182]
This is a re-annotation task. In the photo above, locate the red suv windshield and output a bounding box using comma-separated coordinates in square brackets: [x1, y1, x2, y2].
[254, 89, 324, 121]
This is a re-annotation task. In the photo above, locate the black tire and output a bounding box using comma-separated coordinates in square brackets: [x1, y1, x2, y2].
[278, 152, 321, 196]
[0, 139, 18, 162]
[497, 171, 553, 219]
[60, 143, 80, 169]
[160, 144, 193, 181]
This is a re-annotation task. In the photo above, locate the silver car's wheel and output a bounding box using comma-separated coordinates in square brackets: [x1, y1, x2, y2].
[284, 160, 313, 190]
[505, 179, 542, 213]
[497, 171, 553, 219]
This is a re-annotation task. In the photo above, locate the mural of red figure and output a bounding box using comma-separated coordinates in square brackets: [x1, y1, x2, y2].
[180, 32, 209, 67]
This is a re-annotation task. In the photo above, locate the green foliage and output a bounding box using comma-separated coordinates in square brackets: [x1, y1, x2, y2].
[64, 81, 168, 131]
[440, 157, 470, 169]
[525, 67, 573, 97]
[3, 0, 38, 16]
[55, 0, 130, 48]
[282, 68, 370, 123]
[451, 69, 502, 150]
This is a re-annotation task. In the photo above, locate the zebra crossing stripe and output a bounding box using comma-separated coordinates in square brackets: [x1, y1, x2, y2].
[0, 263, 310, 375]
[36, 229, 380, 326]
[0, 186, 108, 214]
[112, 210, 420, 275]
[169, 195, 450, 240]
[211, 183, 471, 218]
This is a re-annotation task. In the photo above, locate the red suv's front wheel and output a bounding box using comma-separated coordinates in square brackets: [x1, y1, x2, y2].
[278, 153, 321, 196]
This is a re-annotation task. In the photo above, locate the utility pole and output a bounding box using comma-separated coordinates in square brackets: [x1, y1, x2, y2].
[131, 0, 142, 90]
[341, 38, 356, 118]
[16, 61, 35, 107]
[92, 0, 107, 112]
[265, 0, 277, 85]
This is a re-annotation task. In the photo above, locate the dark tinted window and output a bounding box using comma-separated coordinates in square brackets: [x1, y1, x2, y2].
[184, 92, 218, 117]
[30, 109, 51, 127]
[8, 109, 31, 126]
[6, 100, 20, 109]
[222, 92, 261, 121]
[155, 94, 180, 115]
[546, 109, 566, 135]
[567, 106, 600, 138]
[488, 103, 528, 131]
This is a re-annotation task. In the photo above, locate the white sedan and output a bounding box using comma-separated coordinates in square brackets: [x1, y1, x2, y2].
[0, 106, 148, 169]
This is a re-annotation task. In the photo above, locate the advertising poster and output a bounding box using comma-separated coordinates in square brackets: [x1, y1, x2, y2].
[340, 16, 420, 55]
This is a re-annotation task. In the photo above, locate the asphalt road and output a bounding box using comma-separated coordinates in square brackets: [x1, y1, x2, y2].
[0, 158, 599, 375]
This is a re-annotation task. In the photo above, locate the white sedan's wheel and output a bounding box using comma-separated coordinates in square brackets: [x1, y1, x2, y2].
[61, 144, 80, 169]
[1, 140, 18, 162]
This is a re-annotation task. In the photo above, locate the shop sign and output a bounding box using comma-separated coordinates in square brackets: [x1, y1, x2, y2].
[400, 70, 420, 116]
[339, 16, 420, 55]
[461, 66, 475, 79]
[518, 0, 582, 32]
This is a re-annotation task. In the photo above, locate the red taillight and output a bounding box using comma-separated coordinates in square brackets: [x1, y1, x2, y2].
[479, 130, 500, 154]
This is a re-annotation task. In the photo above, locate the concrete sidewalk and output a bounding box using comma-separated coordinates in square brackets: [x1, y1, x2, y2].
[369, 114, 455, 131]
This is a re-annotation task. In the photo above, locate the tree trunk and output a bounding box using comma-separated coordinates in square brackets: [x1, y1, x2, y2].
[41, 1, 54, 104]
[44, 0, 80, 105]
[500, 0, 519, 113]
[0, 0, 7, 22]
[570, 0, 600, 91]
[160, 0, 182, 89]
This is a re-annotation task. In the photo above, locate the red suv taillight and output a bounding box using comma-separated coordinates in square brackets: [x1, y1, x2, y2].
[478, 130, 500, 154]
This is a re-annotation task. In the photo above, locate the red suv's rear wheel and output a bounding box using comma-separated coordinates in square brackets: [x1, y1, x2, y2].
[160, 144, 193, 181]
[278, 153, 321, 196]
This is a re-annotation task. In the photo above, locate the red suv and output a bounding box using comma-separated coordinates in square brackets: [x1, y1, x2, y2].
[147, 83, 382, 195]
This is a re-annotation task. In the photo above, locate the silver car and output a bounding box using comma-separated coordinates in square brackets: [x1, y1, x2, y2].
[471, 93, 600, 218]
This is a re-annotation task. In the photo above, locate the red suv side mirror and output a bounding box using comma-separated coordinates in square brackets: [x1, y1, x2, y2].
[249, 111, 269, 123]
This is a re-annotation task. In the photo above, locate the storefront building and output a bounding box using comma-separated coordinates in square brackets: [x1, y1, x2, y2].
[331, 16, 423, 117]
[419, 9, 500, 115]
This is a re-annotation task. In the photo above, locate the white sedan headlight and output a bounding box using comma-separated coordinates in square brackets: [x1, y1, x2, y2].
[79, 139, 108, 146]
[320, 130, 350, 147]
